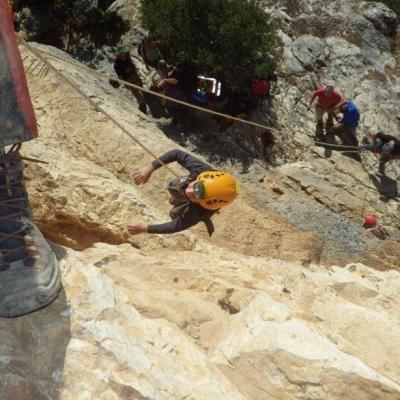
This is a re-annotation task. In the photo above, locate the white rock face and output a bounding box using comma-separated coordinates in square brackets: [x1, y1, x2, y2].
[2, 243, 400, 399]
[0, 1, 399, 399]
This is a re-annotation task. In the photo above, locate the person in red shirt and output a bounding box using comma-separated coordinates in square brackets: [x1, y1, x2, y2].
[307, 83, 342, 134]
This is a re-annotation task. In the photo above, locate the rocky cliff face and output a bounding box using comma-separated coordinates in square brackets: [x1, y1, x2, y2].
[1, 1, 400, 399]
[260, 0, 400, 267]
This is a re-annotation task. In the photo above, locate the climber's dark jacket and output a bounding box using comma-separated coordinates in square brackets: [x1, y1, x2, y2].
[148, 149, 216, 235]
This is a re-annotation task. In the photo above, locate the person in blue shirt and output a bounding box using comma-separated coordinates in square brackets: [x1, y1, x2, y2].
[326, 99, 361, 161]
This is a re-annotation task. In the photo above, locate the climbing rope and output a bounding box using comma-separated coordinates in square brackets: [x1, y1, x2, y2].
[20, 39, 181, 178]
[358, 152, 375, 226]
[20, 40, 397, 243]
[317, 139, 375, 217]
[20, 41, 282, 135]
[313, 141, 366, 151]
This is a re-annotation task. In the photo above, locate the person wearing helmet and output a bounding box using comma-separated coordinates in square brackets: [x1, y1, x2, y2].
[362, 214, 388, 240]
[127, 149, 239, 236]
[363, 215, 377, 229]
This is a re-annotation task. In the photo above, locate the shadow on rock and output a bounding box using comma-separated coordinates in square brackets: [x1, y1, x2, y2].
[370, 174, 399, 199]
[159, 116, 255, 172]
[158, 98, 279, 173]
[0, 288, 71, 400]
[144, 88, 170, 119]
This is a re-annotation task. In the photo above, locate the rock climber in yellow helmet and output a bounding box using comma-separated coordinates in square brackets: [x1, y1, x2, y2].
[128, 149, 239, 236]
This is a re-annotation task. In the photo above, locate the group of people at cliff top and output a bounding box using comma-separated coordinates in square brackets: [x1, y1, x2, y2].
[307, 82, 400, 175]
[111, 38, 273, 126]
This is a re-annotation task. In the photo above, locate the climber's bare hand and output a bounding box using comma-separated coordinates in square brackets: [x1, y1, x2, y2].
[127, 223, 148, 235]
[133, 165, 154, 185]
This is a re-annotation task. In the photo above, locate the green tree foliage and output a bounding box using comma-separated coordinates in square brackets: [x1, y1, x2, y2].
[374, 0, 400, 16]
[14, 0, 129, 54]
[141, 0, 280, 87]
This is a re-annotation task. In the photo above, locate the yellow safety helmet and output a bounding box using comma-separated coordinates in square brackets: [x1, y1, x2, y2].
[193, 171, 239, 210]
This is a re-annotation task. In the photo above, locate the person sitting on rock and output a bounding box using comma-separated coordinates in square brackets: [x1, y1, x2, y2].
[362, 131, 400, 174]
[127, 149, 239, 236]
[308, 82, 342, 136]
[113, 44, 148, 114]
[326, 99, 361, 161]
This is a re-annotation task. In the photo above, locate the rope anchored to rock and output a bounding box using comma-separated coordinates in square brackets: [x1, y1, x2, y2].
[21, 41, 282, 135]
[20, 39, 181, 178]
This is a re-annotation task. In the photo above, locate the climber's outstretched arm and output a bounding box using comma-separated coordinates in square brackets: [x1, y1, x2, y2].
[127, 204, 206, 235]
[150, 149, 212, 176]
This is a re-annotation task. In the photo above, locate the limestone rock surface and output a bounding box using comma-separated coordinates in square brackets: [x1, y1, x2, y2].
[2, 243, 400, 400]
[361, 1, 399, 36]
[1, 1, 400, 399]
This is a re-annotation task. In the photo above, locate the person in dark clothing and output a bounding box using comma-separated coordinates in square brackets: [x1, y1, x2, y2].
[173, 61, 198, 92]
[127, 149, 239, 236]
[13, 11, 21, 32]
[152, 74, 187, 122]
[362, 132, 400, 174]
[113, 45, 148, 114]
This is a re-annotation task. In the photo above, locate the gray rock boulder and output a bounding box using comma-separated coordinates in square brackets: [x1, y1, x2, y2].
[108, 0, 129, 12]
[361, 1, 399, 36]
[291, 35, 329, 70]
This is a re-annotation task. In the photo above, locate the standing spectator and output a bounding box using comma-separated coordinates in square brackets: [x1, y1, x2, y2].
[308, 82, 342, 135]
[13, 10, 21, 32]
[137, 37, 163, 69]
[0, 2, 61, 317]
[113, 45, 148, 114]
[152, 74, 187, 122]
[156, 59, 175, 79]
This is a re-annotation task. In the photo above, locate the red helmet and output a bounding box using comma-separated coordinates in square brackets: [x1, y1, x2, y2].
[363, 215, 377, 229]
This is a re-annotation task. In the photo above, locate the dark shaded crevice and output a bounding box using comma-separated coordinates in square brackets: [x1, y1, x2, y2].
[155, 98, 279, 173]
[37, 214, 138, 251]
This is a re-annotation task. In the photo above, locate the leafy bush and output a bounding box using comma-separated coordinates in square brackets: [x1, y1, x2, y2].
[374, 0, 400, 17]
[140, 0, 280, 88]
[14, 0, 129, 55]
